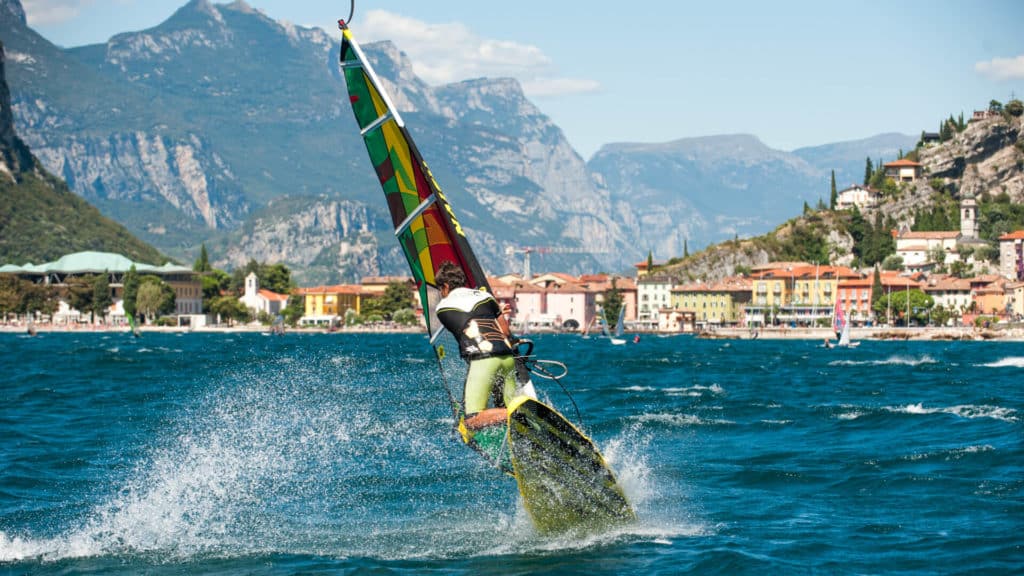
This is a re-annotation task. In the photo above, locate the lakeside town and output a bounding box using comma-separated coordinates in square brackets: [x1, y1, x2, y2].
[2, 202, 1024, 341]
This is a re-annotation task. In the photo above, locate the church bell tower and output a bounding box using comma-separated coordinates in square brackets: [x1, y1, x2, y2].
[960, 193, 978, 240]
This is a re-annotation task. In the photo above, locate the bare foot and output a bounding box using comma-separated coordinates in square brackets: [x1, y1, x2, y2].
[464, 408, 508, 430]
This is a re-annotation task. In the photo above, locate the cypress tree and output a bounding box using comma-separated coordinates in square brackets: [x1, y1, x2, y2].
[194, 243, 211, 273]
[123, 264, 139, 319]
[684, 239, 689, 258]
[864, 157, 873, 185]
[871, 265, 883, 305]
[829, 170, 837, 209]
[92, 272, 112, 323]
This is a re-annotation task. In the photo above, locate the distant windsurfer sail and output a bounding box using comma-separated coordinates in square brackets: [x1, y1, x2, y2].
[337, 11, 634, 532]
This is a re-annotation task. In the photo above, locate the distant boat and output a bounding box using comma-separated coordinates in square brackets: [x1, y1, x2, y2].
[128, 314, 141, 338]
[832, 300, 859, 348]
[597, 307, 626, 345]
[612, 306, 627, 345]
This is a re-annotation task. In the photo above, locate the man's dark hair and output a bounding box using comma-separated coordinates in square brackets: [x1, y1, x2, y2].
[436, 261, 467, 290]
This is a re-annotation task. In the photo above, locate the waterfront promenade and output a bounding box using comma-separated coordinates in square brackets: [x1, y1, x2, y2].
[3, 322, 1024, 341]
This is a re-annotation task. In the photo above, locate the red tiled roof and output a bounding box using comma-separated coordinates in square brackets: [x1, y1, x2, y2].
[258, 289, 289, 302]
[899, 231, 960, 240]
[998, 230, 1024, 240]
[884, 159, 922, 167]
[295, 284, 364, 295]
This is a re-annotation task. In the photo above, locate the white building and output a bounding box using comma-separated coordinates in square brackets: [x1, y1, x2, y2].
[999, 230, 1024, 281]
[637, 275, 672, 329]
[895, 230, 961, 269]
[836, 184, 880, 211]
[239, 272, 289, 317]
[922, 275, 973, 314]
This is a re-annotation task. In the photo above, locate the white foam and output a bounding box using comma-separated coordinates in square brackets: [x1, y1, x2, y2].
[629, 413, 734, 426]
[830, 355, 937, 367]
[980, 356, 1024, 368]
[886, 403, 1018, 422]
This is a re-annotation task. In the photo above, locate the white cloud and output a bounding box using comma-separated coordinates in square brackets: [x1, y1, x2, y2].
[975, 54, 1024, 81]
[22, 0, 91, 26]
[354, 10, 599, 97]
[522, 77, 602, 98]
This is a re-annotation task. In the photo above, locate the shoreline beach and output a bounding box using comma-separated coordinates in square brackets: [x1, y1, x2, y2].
[3, 323, 1024, 341]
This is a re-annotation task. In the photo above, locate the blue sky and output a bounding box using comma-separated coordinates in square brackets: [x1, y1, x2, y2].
[22, 0, 1024, 159]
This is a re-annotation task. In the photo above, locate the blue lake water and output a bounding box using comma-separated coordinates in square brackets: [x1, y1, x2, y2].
[1, 332, 1021, 574]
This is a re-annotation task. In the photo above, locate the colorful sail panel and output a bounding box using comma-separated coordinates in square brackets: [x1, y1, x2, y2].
[338, 22, 489, 338]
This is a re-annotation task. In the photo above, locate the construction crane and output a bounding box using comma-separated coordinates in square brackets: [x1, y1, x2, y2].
[505, 246, 609, 279]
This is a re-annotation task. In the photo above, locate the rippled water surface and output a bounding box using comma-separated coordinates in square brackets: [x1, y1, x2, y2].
[1, 332, 1021, 574]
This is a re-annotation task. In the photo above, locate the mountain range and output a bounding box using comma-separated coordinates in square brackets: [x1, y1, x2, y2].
[0, 0, 917, 282]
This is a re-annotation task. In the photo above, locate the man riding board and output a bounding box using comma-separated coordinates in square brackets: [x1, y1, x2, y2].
[434, 262, 533, 432]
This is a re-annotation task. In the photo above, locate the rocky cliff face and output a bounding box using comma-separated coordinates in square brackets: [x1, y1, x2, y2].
[220, 197, 397, 283]
[23, 129, 247, 229]
[0, 41, 33, 176]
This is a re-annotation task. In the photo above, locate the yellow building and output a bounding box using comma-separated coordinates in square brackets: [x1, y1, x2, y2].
[672, 276, 752, 327]
[296, 285, 363, 325]
[746, 264, 862, 326]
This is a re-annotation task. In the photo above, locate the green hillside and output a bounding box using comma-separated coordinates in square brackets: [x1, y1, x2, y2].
[0, 170, 168, 265]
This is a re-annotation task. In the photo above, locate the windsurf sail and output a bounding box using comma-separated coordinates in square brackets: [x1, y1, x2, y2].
[832, 299, 846, 337]
[597, 308, 612, 338]
[338, 20, 500, 454]
[613, 306, 626, 338]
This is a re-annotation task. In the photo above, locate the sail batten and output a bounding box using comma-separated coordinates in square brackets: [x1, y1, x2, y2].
[360, 111, 392, 137]
[396, 196, 438, 237]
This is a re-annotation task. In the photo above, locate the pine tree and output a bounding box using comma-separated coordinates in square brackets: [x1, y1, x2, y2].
[829, 170, 837, 209]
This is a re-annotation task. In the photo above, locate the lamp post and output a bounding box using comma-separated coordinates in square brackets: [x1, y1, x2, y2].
[906, 278, 910, 328]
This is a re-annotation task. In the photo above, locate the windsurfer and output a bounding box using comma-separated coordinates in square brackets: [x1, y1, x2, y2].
[435, 262, 520, 431]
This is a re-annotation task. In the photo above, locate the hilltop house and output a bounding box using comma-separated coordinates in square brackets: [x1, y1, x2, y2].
[883, 159, 923, 183]
[836, 184, 881, 211]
